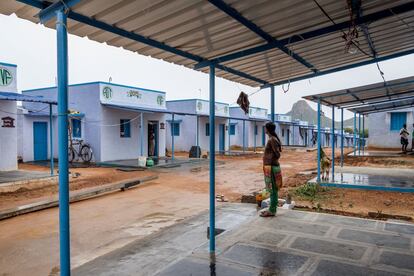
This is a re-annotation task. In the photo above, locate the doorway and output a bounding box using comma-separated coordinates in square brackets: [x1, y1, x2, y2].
[262, 126, 266, 146]
[33, 122, 48, 161]
[148, 121, 159, 157]
[219, 124, 225, 153]
[286, 129, 290, 145]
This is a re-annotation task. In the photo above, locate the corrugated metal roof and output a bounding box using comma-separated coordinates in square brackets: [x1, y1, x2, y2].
[348, 98, 414, 114]
[303, 76, 414, 109]
[0, 91, 57, 104]
[1, 0, 414, 87]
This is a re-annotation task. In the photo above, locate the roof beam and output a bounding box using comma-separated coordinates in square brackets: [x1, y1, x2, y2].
[39, 0, 83, 23]
[17, 0, 267, 85]
[203, 0, 316, 71]
[342, 94, 414, 109]
[352, 100, 414, 115]
[195, 1, 414, 70]
[262, 48, 414, 88]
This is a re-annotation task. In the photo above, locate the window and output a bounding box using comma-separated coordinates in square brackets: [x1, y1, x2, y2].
[172, 122, 180, 136]
[120, 119, 131, 137]
[282, 128, 285, 137]
[229, 124, 236, 135]
[205, 123, 210, 136]
[390, 112, 407, 131]
[254, 125, 258, 135]
[72, 118, 82, 138]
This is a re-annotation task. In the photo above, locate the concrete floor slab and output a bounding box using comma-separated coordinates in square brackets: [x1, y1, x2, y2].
[0, 170, 51, 184]
[311, 260, 403, 276]
[378, 251, 414, 271]
[221, 244, 308, 274]
[337, 228, 411, 249]
[74, 205, 414, 276]
[290, 237, 366, 260]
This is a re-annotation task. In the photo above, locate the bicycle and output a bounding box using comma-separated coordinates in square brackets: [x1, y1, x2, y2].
[68, 116, 93, 163]
[68, 139, 93, 163]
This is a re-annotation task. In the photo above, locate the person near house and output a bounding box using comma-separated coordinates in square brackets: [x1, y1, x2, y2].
[400, 124, 409, 153]
[412, 123, 414, 152]
[260, 122, 283, 217]
[149, 131, 155, 156]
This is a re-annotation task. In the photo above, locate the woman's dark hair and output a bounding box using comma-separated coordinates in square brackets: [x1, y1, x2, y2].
[265, 122, 282, 151]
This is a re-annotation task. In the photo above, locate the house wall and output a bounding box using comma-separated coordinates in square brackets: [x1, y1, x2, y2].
[0, 62, 18, 171]
[100, 107, 166, 161]
[368, 108, 414, 149]
[0, 101, 18, 171]
[22, 83, 102, 162]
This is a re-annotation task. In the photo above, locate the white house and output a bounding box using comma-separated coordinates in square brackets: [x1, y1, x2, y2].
[229, 106, 268, 149]
[20, 82, 167, 162]
[368, 109, 414, 149]
[166, 99, 230, 153]
[0, 62, 18, 171]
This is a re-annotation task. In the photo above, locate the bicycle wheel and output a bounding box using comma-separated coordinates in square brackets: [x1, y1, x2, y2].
[80, 145, 93, 163]
[68, 147, 75, 163]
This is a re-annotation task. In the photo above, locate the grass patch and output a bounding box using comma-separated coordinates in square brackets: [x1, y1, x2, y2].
[295, 183, 329, 201]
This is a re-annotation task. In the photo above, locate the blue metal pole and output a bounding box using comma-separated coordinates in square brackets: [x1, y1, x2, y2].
[358, 113, 361, 156]
[353, 112, 357, 156]
[317, 98, 321, 183]
[341, 108, 344, 167]
[243, 120, 246, 153]
[140, 113, 144, 156]
[362, 114, 365, 154]
[228, 118, 231, 155]
[254, 121, 257, 152]
[171, 113, 175, 160]
[49, 104, 54, 176]
[196, 115, 199, 157]
[56, 10, 70, 276]
[331, 106, 335, 180]
[270, 86, 275, 122]
[209, 64, 216, 254]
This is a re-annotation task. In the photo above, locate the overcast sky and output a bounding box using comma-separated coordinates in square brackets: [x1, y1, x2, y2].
[1, 13, 414, 120]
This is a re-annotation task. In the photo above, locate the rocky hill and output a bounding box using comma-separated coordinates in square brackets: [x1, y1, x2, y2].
[286, 100, 364, 129]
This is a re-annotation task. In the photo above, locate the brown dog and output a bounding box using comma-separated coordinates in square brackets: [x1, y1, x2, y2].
[320, 147, 331, 181]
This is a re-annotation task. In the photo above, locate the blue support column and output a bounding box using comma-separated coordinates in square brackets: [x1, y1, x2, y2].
[56, 10, 70, 276]
[358, 113, 361, 156]
[353, 112, 357, 156]
[341, 108, 344, 167]
[317, 98, 321, 183]
[228, 118, 231, 155]
[209, 64, 216, 254]
[331, 106, 335, 180]
[171, 113, 175, 160]
[362, 114, 365, 154]
[140, 113, 144, 156]
[196, 115, 199, 157]
[243, 120, 246, 153]
[49, 104, 54, 176]
[270, 86, 275, 122]
[254, 121, 257, 152]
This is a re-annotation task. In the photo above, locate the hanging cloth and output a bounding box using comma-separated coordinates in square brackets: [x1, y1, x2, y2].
[237, 91, 250, 114]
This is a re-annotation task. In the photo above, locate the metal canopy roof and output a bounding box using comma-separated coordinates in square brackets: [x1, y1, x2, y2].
[302, 75, 414, 110]
[0, 91, 57, 104]
[2, 0, 414, 87]
[348, 97, 414, 114]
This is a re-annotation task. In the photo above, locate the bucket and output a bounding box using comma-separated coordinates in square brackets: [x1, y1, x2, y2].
[138, 156, 147, 167]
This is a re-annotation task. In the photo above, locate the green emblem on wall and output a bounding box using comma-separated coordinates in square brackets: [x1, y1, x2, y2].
[197, 101, 203, 111]
[224, 106, 229, 114]
[102, 86, 112, 100]
[0, 67, 13, 86]
[157, 95, 164, 106]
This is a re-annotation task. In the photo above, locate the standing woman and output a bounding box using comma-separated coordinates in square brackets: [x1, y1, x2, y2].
[261, 122, 283, 217]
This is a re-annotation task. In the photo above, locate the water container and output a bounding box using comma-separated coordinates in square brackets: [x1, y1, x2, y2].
[138, 156, 147, 167]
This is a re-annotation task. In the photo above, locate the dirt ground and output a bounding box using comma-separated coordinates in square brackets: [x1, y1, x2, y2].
[1, 148, 414, 275]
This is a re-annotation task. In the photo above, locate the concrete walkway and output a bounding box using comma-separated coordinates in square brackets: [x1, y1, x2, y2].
[74, 204, 414, 276]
